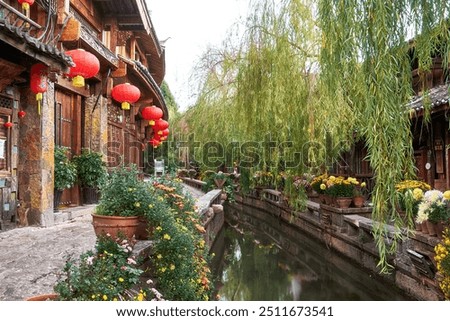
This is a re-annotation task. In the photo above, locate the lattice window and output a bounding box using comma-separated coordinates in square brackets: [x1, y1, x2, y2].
[0, 96, 13, 109]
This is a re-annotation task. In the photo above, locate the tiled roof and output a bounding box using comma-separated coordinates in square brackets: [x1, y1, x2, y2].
[0, 20, 73, 67]
[134, 60, 168, 118]
[408, 84, 449, 111]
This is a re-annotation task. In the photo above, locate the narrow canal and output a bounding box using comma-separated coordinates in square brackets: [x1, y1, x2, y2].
[210, 205, 413, 301]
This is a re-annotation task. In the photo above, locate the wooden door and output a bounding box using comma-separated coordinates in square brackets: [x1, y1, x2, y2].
[55, 89, 81, 207]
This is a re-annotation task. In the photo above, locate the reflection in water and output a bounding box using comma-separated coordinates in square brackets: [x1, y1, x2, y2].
[210, 206, 413, 301]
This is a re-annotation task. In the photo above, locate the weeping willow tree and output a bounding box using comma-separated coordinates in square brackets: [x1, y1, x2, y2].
[186, 0, 353, 177]
[319, 1, 450, 272]
[182, 0, 450, 272]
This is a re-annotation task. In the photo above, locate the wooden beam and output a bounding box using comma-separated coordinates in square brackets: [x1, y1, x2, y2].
[0, 58, 25, 92]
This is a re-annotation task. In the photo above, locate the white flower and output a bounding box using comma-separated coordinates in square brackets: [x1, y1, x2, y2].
[424, 190, 443, 203]
[86, 256, 94, 265]
[127, 257, 137, 265]
[415, 209, 428, 224]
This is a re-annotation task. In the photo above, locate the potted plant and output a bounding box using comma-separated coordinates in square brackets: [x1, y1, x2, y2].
[353, 181, 368, 208]
[93, 164, 154, 240]
[395, 179, 431, 229]
[54, 146, 77, 211]
[54, 235, 154, 301]
[73, 149, 106, 204]
[416, 189, 450, 237]
[325, 176, 357, 208]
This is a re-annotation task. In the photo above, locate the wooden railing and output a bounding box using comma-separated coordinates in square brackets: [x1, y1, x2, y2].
[0, 0, 42, 36]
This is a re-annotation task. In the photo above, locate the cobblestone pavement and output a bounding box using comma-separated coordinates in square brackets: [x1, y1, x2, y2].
[0, 206, 97, 301]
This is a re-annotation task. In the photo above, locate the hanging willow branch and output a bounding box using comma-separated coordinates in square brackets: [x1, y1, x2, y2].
[319, 0, 450, 272]
[184, 0, 450, 273]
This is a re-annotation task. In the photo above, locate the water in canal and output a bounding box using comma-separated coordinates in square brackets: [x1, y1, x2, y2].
[210, 206, 413, 301]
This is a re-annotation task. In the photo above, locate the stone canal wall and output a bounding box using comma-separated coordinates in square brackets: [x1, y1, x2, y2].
[232, 190, 444, 301]
[196, 188, 225, 248]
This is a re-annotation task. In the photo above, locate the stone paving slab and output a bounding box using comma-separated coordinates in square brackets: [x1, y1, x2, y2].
[0, 207, 97, 301]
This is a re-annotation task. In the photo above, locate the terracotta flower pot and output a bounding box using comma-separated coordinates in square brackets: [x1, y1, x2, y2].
[336, 197, 352, 209]
[421, 221, 429, 234]
[92, 214, 140, 240]
[436, 221, 445, 239]
[25, 293, 58, 301]
[426, 220, 437, 236]
[353, 196, 365, 208]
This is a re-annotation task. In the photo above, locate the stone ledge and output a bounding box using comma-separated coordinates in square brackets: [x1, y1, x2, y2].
[53, 205, 96, 225]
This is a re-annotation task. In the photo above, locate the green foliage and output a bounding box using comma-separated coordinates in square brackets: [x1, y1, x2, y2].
[318, 0, 450, 273]
[148, 176, 213, 300]
[54, 146, 77, 191]
[95, 165, 154, 217]
[179, 0, 450, 274]
[72, 149, 106, 188]
[54, 236, 146, 301]
[435, 230, 450, 300]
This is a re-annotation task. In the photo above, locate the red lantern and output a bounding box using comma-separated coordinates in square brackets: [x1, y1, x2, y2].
[4, 122, 13, 128]
[149, 138, 160, 148]
[18, 0, 34, 11]
[18, 111, 26, 118]
[30, 63, 48, 115]
[111, 83, 141, 110]
[152, 119, 169, 135]
[159, 129, 169, 141]
[141, 106, 163, 125]
[65, 49, 100, 87]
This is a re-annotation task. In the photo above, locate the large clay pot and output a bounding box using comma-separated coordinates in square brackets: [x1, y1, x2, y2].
[25, 293, 58, 301]
[92, 214, 139, 240]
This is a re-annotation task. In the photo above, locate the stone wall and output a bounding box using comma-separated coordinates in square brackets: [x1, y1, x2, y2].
[232, 192, 444, 300]
[18, 84, 55, 227]
[84, 94, 108, 154]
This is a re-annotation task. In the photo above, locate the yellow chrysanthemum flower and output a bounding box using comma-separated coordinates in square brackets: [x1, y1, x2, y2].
[443, 190, 450, 200]
[412, 188, 424, 201]
[163, 234, 171, 240]
[118, 277, 124, 282]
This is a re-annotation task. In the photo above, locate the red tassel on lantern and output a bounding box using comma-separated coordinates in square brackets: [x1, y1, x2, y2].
[65, 49, 100, 87]
[30, 63, 48, 116]
[111, 83, 141, 110]
[141, 106, 163, 125]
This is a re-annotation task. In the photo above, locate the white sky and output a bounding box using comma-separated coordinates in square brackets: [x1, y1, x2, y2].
[147, 0, 251, 111]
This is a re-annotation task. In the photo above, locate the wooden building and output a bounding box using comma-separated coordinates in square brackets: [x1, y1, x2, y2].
[332, 49, 450, 195]
[0, 0, 167, 230]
